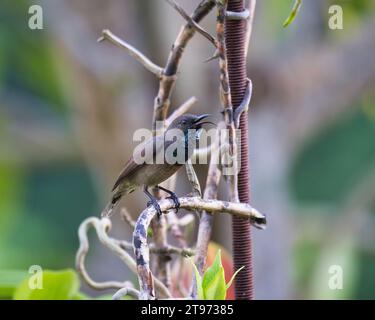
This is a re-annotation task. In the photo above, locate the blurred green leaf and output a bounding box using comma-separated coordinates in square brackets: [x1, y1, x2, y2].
[355, 252, 375, 299]
[0, 163, 24, 241]
[283, 0, 302, 28]
[294, 239, 320, 291]
[13, 269, 80, 300]
[291, 108, 375, 207]
[72, 292, 89, 300]
[0, 270, 27, 299]
[192, 260, 204, 300]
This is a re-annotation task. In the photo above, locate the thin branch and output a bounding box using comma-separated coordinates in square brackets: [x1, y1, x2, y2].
[166, 96, 198, 126]
[185, 160, 202, 197]
[112, 286, 140, 300]
[76, 217, 172, 298]
[176, 213, 195, 227]
[98, 29, 163, 77]
[120, 208, 136, 229]
[166, 211, 188, 248]
[165, 0, 217, 47]
[150, 215, 171, 290]
[152, 244, 194, 257]
[152, 0, 216, 130]
[118, 240, 194, 257]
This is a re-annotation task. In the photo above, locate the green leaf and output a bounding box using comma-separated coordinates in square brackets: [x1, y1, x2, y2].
[13, 269, 80, 300]
[283, 0, 302, 28]
[72, 292, 89, 300]
[226, 266, 245, 290]
[0, 270, 28, 299]
[191, 260, 204, 300]
[202, 250, 226, 300]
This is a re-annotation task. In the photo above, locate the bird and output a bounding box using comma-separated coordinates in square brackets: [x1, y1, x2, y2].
[101, 114, 213, 218]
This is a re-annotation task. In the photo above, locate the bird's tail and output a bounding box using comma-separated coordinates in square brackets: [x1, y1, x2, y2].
[100, 193, 122, 218]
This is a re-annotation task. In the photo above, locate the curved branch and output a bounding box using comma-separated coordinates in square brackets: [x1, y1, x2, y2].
[76, 217, 172, 298]
[98, 29, 163, 77]
[166, 96, 198, 126]
[76, 217, 136, 290]
[112, 287, 140, 300]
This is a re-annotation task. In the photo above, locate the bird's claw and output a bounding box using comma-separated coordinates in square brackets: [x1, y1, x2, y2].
[167, 193, 180, 213]
[147, 200, 163, 219]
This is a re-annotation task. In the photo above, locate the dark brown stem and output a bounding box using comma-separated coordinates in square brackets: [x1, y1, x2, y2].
[226, 0, 256, 300]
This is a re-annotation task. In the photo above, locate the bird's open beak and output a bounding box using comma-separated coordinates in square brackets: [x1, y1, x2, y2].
[194, 114, 215, 127]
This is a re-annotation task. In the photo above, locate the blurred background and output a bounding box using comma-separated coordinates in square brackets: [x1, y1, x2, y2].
[0, 0, 374, 299]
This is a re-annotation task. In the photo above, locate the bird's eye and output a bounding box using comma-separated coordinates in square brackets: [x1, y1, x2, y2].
[182, 120, 187, 125]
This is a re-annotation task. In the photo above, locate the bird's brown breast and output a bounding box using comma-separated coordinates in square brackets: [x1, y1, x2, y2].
[130, 163, 182, 187]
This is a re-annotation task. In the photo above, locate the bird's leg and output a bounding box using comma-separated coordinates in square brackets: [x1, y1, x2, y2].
[157, 186, 180, 213]
[143, 186, 163, 219]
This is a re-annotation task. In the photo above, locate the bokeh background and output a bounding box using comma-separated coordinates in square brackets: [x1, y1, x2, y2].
[0, 0, 374, 299]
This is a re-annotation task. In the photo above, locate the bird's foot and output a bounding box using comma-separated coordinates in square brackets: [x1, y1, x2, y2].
[147, 199, 163, 219]
[167, 193, 180, 213]
[157, 186, 180, 213]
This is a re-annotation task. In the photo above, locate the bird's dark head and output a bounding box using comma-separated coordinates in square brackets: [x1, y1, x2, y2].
[167, 114, 214, 133]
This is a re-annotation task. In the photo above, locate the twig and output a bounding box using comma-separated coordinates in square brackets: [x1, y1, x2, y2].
[98, 29, 163, 78]
[185, 159, 202, 197]
[120, 208, 136, 229]
[150, 215, 171, 290]
[118, 240, 194, 257]
[177, 213, 195, 227]
[76, 217, 172, 298]
[112, 286, 140, 300]
[166, 96, 198, 126]
[165, 0, 217, 47]
[166, 211, 188, 248]
[152, 0, 216, 130]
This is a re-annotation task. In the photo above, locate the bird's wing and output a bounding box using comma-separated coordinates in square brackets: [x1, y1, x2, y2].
[112, 135, 163, 191]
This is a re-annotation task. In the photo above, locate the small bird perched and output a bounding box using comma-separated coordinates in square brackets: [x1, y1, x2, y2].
[101, 114, 213, 218]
